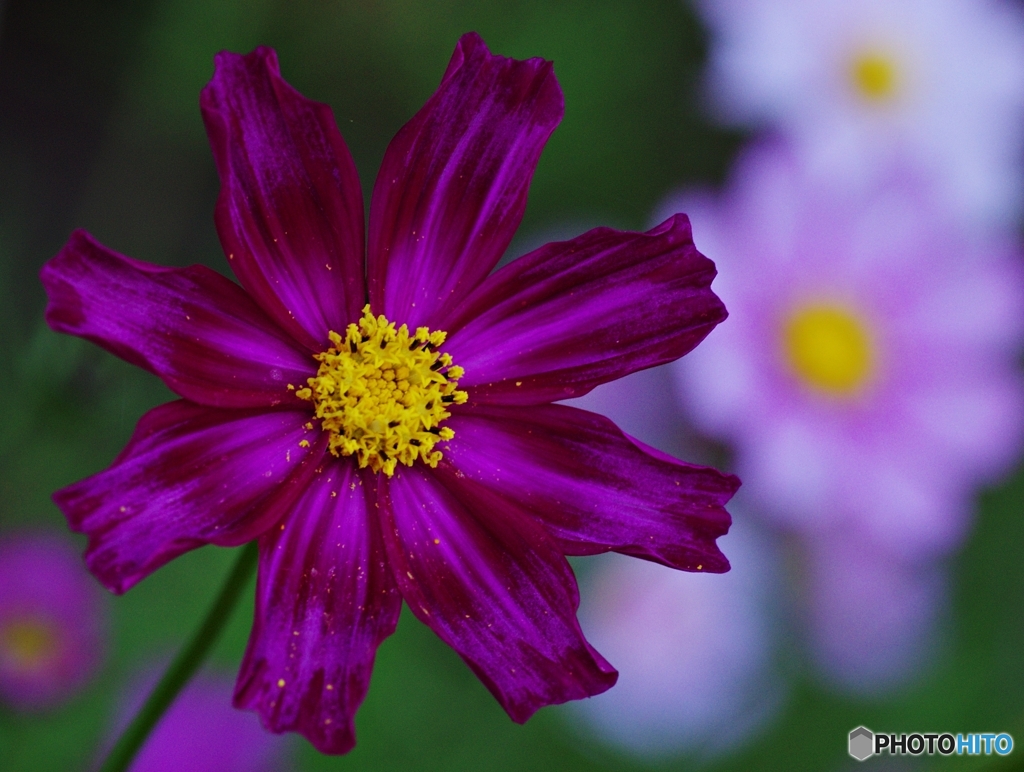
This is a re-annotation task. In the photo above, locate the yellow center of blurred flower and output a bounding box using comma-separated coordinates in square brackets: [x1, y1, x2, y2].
[295, 305, 467, 477]
[783, 303, 874, 396]
[0, 618, 58, 672]
[850, 51, 899, 102]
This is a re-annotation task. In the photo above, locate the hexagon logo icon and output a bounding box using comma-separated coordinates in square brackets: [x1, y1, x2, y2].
[849, 726, 874, 761]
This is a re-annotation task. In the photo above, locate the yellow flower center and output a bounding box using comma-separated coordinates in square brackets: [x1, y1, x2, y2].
[849, 50, 899, 102]
[295, 305, 467, 477]
[783, 303, 874, 396]
[0, 618, 58, 672]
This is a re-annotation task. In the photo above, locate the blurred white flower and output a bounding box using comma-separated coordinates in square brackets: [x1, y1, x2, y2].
[697, 0, 1024, 230]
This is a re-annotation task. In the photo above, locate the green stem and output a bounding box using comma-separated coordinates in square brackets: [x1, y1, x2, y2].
[98, 541, 259, 772]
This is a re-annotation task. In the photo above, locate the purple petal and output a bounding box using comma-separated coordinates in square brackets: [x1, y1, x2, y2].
[379, 465, 617, 722]
[234, 461, 400, 755]
[41, 231, 315, 409]
[201, 47, 366, 350]
[54, 402, 325, 594]
[443, 403, 736, 572]
[442, 215, 727, 405]
[367, 32, 563, 328]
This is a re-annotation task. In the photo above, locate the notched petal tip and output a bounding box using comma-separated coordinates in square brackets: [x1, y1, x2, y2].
[41, 230, 163, 361]
[380, 467, 621, 723]
[52, 403, 323, 596]
[494, 647, 618, 724]
[648, 211, 695, 239]
[444, 31, 564, 111]
[443, 216, 729, 404]
[233, 463, 400, 755]
[624, 434, 737, 574]
[368, 31, 564, 326]
[444, 404, 737, 574]
[51, 485, 127, 596]
[40, 230, 317, 409]
[201, 43, 367, 347]
[201, 45, 281, 118]
[234, 668, 358, 755]
[41, 258, 85, 333]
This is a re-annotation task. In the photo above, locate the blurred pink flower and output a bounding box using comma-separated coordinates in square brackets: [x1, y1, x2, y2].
[122, 672, 292, 772]
[802, 529, 945, 694]
[697, 0, 1024, 230]
[0, 532, 106, 710]
[570, 518, 784, 758]
[667, 142, 1024, 562]
[565, 370, 784, 755]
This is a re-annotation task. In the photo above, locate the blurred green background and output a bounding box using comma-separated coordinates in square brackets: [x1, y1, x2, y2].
[0, 1, 1022, 769]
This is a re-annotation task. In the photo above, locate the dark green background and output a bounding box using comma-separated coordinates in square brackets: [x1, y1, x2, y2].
[0, 1, 1020, 769]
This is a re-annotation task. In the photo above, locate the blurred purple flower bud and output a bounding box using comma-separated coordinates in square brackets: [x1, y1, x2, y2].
[0, 532, 107, 710]
[116, 672, 293, 772]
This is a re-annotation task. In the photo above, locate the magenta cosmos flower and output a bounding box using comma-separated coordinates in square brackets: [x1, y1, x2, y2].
[0, 533, 107, 710]
[41, 33, 737, 753]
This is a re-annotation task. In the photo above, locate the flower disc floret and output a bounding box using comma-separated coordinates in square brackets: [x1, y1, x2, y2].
[295, 305, 467, 476]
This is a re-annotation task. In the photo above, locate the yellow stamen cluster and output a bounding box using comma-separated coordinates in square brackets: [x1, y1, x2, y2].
[295, 305, 467, 476]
